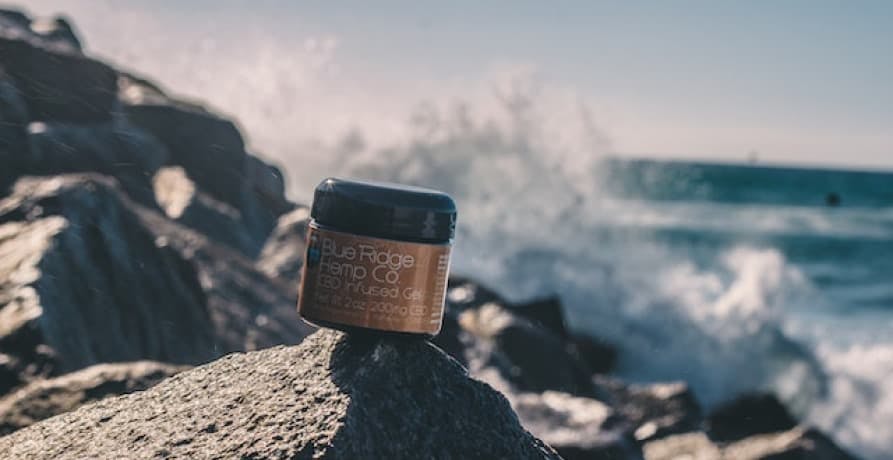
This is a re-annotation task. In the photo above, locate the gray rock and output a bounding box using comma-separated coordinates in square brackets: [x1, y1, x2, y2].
[512, 390, 642, 460]
[453, 300, 597, 397]
[569, 333, 618, 376]
[0, 9, 82, 52]
[0, 75, 28, 191]
[27, 16, 82, 51]
[0, 329, 561, 459]
[595, 376, 701, 443]
[24, 118, 169, 204]
[0, 361, 187, 434]
[440, 281, 642, 458]
[0, 176, 217, 375]
[511, 295, 570, 339]
[122, 96, 247, 207]
[642, 432, 721, 460]
[0, 14, 116, 122]
[721, 427, 856, 460]
[0, 174, 312, 390]
[244, 154, 288, 210]
[152, 166, 262, 256]
[120, 74, 292, 255]
[511, 295, 618, 375]
[643, 427, 856, 460]
[706, 393, 798, 443]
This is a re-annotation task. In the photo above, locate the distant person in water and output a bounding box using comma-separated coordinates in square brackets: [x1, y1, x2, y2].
[825, 192, 841, 207]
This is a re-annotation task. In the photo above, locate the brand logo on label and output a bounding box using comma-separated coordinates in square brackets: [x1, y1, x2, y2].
[298, 225, 451, 334]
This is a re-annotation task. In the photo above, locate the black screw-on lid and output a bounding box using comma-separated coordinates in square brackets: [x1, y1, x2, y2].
[310, 177, 457, 243]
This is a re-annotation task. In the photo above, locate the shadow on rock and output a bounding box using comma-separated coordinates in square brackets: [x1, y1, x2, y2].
[324, 330, 560, 458]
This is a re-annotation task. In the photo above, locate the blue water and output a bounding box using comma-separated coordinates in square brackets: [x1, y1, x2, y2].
[603, 160, 893, 316]
[596, 161, 893, 458]
[337, 151, 893, 459]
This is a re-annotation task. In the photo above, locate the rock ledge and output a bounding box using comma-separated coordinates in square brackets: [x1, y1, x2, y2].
[0, 329, 559, 459]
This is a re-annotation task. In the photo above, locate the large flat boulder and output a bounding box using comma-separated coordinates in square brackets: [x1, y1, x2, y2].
[0, 329, 560, 459]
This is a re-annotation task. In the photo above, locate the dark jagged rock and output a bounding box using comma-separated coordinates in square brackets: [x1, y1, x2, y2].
[24, 118, 169, 204]
[0, 361, 187, 434]
[512, 295, 570, 339]
[0, 174, 312, 391]
[27, 16, 82, 51]
[0, 329, 561, 459]
[0, 10, 29, 28]
[152, 166, 262, 256]
[456, 300, 597, 397]
[0, 14, 116, 122]
[0, 176, 218, 375]
[570, 333, 618, 375]
[0, 74, 28, 191]
[440, 281, 643, 458]
[595, 377, 701, 443]
[511, 296, 618, 376]
[459, 303, 594, 396]
[706, 393, 798, 443]
[0, 9, 81, 51]
[511, 390, 642, 460]
[119, 73, 291, 255]
[133, 184, 314, 352]
[244, 154, 288, 211]
[445, 278, 617, 377]
[121, 94, 247, 207]
[438, 280, 857, 460]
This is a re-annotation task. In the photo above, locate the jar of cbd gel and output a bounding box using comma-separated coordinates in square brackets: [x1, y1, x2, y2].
[298, 177, 457, 337]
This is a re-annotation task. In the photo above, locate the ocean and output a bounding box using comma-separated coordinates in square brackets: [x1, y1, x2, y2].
[330, 151, 893, 459]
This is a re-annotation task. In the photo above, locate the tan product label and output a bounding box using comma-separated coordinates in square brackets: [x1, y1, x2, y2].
[298, 224, 452, 334]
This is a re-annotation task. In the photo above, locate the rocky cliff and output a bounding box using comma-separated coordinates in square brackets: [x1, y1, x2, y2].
[0, 7, 858, 460]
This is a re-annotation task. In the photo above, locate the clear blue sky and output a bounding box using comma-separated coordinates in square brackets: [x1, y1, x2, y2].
[23, 0, 893, 170]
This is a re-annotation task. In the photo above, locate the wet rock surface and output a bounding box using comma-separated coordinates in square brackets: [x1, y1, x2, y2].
[0, 329, 560, 459]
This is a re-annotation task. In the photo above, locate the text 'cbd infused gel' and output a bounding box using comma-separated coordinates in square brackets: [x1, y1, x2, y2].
[298, 177, 457, 337]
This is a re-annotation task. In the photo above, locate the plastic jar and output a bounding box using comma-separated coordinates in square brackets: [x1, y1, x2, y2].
[298, 177, 457, 338]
